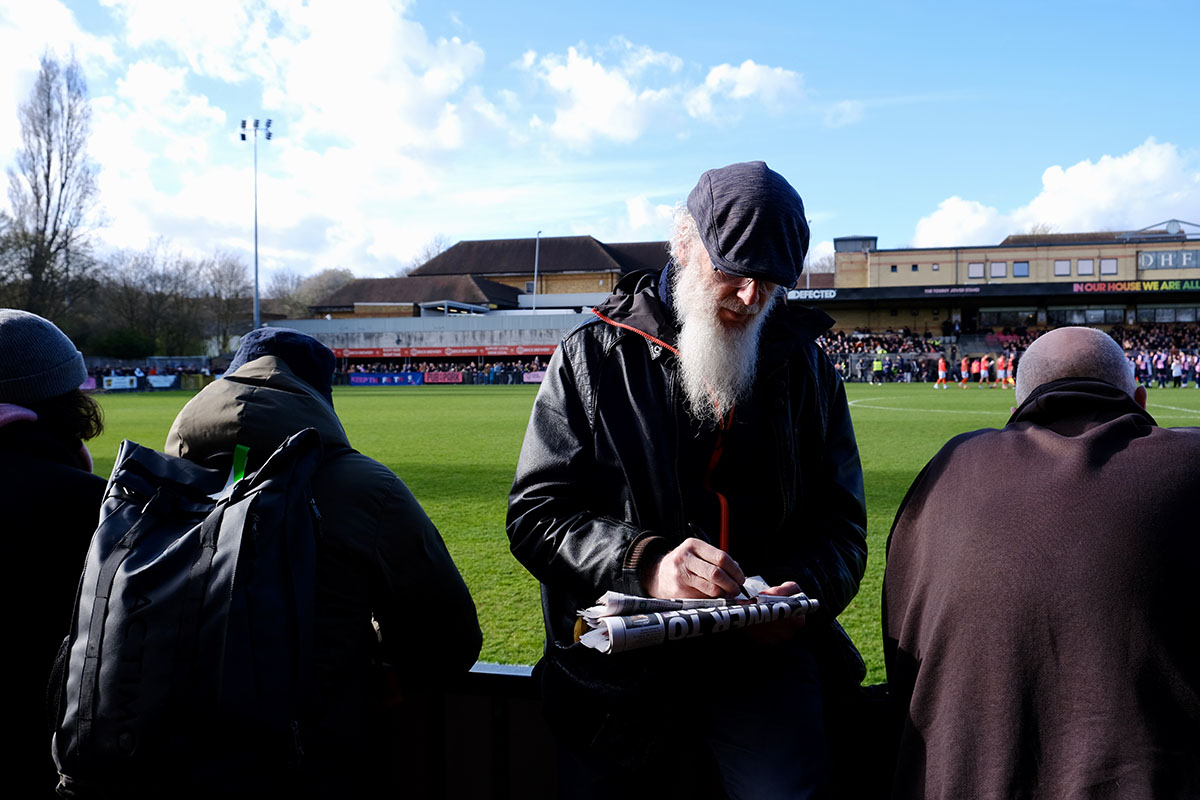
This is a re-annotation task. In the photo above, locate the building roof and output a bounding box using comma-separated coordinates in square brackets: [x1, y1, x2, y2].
[409, 235, 668, 277]
[310, 274, 521, 312]
[999, 228, 1189, 247]
[603, 241, 670, 273]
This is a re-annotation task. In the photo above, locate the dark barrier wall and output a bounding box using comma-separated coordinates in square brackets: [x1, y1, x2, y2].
[391, 663, 557, 799]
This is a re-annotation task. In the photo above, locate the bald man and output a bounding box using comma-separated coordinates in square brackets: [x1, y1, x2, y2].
[882, 327, 1200, 799]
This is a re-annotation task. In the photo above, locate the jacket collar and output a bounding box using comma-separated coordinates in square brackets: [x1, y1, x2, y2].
[1009, 377, 1156, 429]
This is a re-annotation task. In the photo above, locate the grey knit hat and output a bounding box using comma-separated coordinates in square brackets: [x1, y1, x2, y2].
[0, 309, 88, 404]
[686, 160, 810, 288]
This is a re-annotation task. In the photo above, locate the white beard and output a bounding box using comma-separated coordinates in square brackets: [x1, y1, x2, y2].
[672, 261, 777, 428]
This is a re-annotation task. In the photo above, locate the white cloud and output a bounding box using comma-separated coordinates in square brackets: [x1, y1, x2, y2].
[102, 0, 264, 82]
[685, 59, 803, 119]
[623, 195, 674, 236]
[523, 43, 803, 147]
[823, 100, 863, 128]
[522, 45, 674, 147]
[913, 197, 1009, 248]
[912, 139, 1200, 247]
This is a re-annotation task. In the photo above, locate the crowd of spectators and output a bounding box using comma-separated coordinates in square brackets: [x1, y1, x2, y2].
[1109, 323, 1200, 353]
[817, 328, 944, 360]
[338, 358, 546, 385]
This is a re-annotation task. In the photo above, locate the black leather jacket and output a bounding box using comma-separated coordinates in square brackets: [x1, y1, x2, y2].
[507, 269, 867, 721]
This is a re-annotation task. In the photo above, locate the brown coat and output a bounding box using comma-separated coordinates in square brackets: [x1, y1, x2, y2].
[883, 378, 1200, 800]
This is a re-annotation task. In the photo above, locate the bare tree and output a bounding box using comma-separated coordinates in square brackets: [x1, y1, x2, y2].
[397, 234, 450, 276]
[98, 242, 206, 356]
[2, 52, 100, 319]
[805, 253, 836, 274]
[204, 250, 251, 353]
[265, 269, 307, 318]
[266, 267, 356, 318]
[1026, 223, 1057, 236]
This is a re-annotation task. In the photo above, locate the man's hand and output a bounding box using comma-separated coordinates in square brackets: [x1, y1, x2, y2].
[748, 580, 807, 644]
[641, 537, 746, 599]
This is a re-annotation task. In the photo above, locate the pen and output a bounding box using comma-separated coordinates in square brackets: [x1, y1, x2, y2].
[687, 522, 753, 601]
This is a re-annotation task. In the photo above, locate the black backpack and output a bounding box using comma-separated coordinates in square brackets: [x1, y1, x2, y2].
[52, 428, 324, 797]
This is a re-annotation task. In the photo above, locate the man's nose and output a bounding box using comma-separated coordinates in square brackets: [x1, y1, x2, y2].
[736, 281, 760, 307]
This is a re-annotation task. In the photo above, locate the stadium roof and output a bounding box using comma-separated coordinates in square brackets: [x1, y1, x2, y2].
[409, 235, 668, 277]
[310, 274, 521, 313]
[1000, 227, 1191, 247]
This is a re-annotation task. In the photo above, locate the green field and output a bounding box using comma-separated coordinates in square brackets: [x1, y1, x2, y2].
[89, 382, 1200, 683]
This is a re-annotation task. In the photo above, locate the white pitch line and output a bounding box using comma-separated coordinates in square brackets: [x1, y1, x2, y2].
[1146, 402, 1200, 416]
[846, 400, 1009, 416]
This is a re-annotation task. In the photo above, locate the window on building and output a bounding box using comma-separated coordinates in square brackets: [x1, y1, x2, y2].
[1104, 309, 1124, 323]
[1054, 259, 1070, 276]
[1078, 259, 1094, 276]
[968, 262, 984, 279]
[1085, 309, 1105, 323]
[1013, 261, 1029, 277]
[890, 264, 897, 273]
[932, 263, 940, 271]
[525, 281, 535, 293]
[990, 261, 1006, 278]
[1155, 308, 1176, 323]
[1100, 258, 1117, 275]
[912, 264, 919, 272]
[1177, 307, 1197, 323]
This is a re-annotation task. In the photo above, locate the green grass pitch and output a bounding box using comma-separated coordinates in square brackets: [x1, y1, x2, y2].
[88, 382, 1200, 683]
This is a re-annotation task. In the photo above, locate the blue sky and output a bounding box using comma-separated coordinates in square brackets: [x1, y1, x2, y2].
[1, 0, 1196, 281]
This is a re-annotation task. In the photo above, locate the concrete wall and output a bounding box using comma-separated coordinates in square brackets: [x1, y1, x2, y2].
[282, 313, 589, 351]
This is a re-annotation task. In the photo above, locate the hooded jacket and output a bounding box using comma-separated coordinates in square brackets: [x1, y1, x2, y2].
[165, 355, 481, 786]
[506, 269, 867, 739]
[883, 378, 1200, 799]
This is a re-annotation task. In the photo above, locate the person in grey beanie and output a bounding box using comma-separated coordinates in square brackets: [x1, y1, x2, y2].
[0, 309, 106, 794]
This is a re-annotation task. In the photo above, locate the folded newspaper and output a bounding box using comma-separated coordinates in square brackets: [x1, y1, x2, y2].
[577, 579, 818, 655]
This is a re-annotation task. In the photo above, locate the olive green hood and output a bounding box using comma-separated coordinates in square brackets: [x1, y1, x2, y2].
[165, 355, 349, 465]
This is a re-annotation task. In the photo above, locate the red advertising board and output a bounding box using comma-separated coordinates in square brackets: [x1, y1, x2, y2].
[332, 345, 557, 358]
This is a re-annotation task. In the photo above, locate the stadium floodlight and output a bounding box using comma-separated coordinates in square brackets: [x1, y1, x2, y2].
[239, 117, 274, 332]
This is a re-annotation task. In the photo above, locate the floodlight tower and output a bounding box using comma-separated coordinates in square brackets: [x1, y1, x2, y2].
[240, 118, 273, 331]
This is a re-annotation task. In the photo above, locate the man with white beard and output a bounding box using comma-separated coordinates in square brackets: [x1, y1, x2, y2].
[508, 161, 867, 799]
